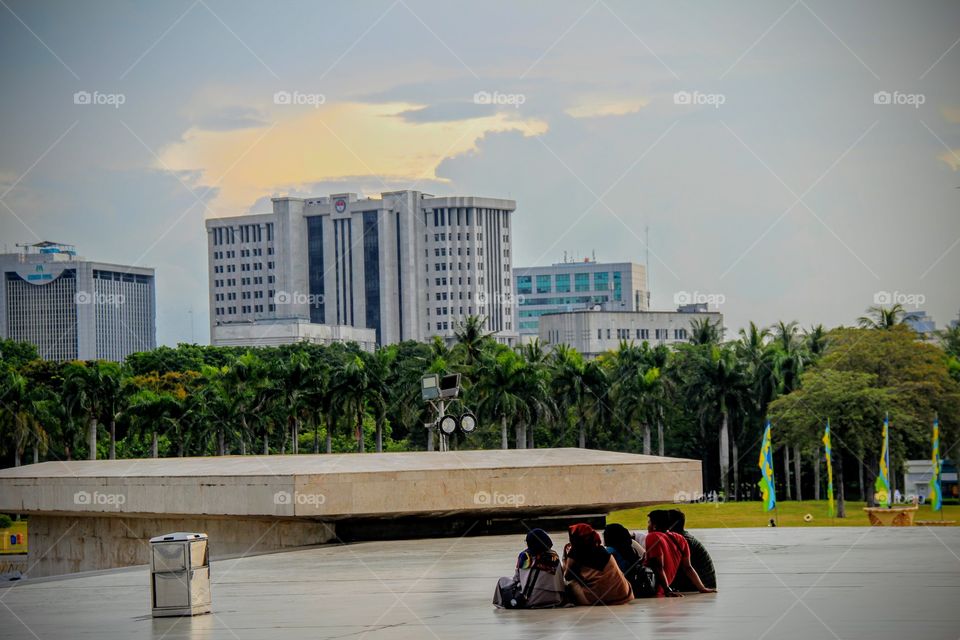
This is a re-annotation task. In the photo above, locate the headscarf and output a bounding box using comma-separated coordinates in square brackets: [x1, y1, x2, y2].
[567, 523, 610, 571]
[569, 523, 601, 547]
[518, 528, 559, 571]
[526, 528, 553, 555]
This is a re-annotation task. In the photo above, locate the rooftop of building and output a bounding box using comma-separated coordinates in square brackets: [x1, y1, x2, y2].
[514, 257, 645, 271]
[540, 307, 722, 317]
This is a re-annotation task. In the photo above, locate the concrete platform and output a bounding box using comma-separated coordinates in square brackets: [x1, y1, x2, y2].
[0, 449, 700, 577]
[1, 527, 957, 639]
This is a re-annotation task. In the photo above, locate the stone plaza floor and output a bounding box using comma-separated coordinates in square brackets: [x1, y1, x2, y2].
[1, 526, 958, 639]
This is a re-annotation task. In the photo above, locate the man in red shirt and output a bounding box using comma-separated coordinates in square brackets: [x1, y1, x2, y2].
[643, 510, 717, 597]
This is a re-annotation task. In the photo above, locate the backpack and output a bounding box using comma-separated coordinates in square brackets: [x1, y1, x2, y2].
[497, 566, 541, 609]
[624, 562, 657, 598]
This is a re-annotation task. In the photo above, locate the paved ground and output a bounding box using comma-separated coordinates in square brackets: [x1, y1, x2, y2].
[2, 527, 959, 639]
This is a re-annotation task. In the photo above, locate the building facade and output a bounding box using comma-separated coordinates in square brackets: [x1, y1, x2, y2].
[902, 310, 937, 341]
[513, 260, 648, 341]
[0, 242, 156, 361]
[205, 190, 518, 347]
[211, 319, 376, 351]
[538, 308, 722, 359]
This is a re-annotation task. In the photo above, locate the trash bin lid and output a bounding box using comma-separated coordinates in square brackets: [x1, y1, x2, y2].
[149, 532, 208, 543]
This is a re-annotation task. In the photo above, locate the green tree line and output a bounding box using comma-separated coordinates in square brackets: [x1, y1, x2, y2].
[1, 305, 958, 517]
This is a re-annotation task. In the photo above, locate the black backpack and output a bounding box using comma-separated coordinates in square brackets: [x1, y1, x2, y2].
[624, 562, 657, 598]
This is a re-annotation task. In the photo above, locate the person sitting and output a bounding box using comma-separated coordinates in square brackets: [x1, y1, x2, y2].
[563, 523, 633, 606]
[644, 510, 717, 597]
[492, 528, 565, 608]
[603, 524, 648, 597]
[666, 509, 717, 592]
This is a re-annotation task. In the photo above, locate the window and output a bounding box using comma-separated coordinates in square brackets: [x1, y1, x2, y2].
[598, 328, 602, 339]
[555, 274, 570, 292]
[536, 274, 551, 294]
[575, 273, 590, 292]
[594, 271, 609, 291]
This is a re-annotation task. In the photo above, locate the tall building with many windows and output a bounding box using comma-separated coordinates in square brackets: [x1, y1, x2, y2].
[205, 190, 518, 347]
[0, 241, 156, 361]
[513, 259, 648, 341]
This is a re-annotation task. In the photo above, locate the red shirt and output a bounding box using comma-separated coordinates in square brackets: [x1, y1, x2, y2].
[644, 531, 690, 594]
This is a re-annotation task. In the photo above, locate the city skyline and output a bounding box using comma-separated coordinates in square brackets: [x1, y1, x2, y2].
[1, 1, 958, 346]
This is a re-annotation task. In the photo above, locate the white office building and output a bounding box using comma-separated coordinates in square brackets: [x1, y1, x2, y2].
[538, 308, 723, 359]
[206, 190, 518, 347]
[0, 242, 156, 361]
[514, 259, 648, 341]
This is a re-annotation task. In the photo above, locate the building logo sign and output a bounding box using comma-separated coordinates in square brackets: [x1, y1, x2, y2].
[334, 198, 347, 213]
[15, 263, 67, 285]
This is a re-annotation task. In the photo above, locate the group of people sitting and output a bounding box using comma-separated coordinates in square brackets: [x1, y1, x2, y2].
[493, 509, 717, 609]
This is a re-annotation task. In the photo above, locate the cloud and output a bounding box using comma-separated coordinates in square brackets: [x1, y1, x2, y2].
[393, 101, 498, 124]
[156, 101, 547, 215]
[564, 98, 650, 119]
[192, 105, 269, 131]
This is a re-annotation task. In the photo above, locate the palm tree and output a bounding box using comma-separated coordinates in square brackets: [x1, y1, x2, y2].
[366, 347, 395, 452]
[332, 353, 372, 453]
[219, 353, 267, 454]
[274, 352, 312, 454]
[550, 345, 607, 449]
[97, 362, 124, 460]
[516, 342, 555, 448]
[858, 304, 905, 330]
[937, 324, 960, 358]
[607, 343, 660, 454]
[734, 322, 779, 499]
[62, 361, 111, 460]
[805, 324, 828, 359]
[453, 315, 494, 367]
[0, 369, 45, 466]
[477, 348, 528, 449]
[698, 345, 748, 496]
[689, 318, 723, 345]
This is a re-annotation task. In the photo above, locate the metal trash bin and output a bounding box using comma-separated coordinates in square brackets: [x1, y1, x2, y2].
[149, 532, 211, 617]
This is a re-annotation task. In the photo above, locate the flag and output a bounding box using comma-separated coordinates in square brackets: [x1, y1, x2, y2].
[930, 418, 942, 512]
[823, 421, 835, 518]
[874, 415, 891, 507]
[758, 421, 776, 512]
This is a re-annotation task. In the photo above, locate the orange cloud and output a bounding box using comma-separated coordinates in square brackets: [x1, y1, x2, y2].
[158, 101, 548, 215]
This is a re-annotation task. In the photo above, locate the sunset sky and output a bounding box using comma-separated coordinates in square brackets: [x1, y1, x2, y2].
[1, 0, 958, 344]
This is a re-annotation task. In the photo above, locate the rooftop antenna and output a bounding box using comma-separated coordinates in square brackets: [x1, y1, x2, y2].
[592, 249, 596, 262]
[645, 225, 651, 309]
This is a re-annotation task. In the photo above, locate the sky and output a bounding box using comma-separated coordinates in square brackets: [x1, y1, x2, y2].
[1, 0, 958, 346]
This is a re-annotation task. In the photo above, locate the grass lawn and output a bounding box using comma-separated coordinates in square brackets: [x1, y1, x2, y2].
[609, 500, 960, 529]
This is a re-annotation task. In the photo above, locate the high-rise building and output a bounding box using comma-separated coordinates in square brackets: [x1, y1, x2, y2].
[513, 259, 648, 341]
[0, 241, 156, 361]
[205, 190, 518, 347]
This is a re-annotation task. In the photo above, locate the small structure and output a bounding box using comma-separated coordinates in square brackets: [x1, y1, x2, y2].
[903, 459, 958, 502]
[150, 532, 211, 617]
